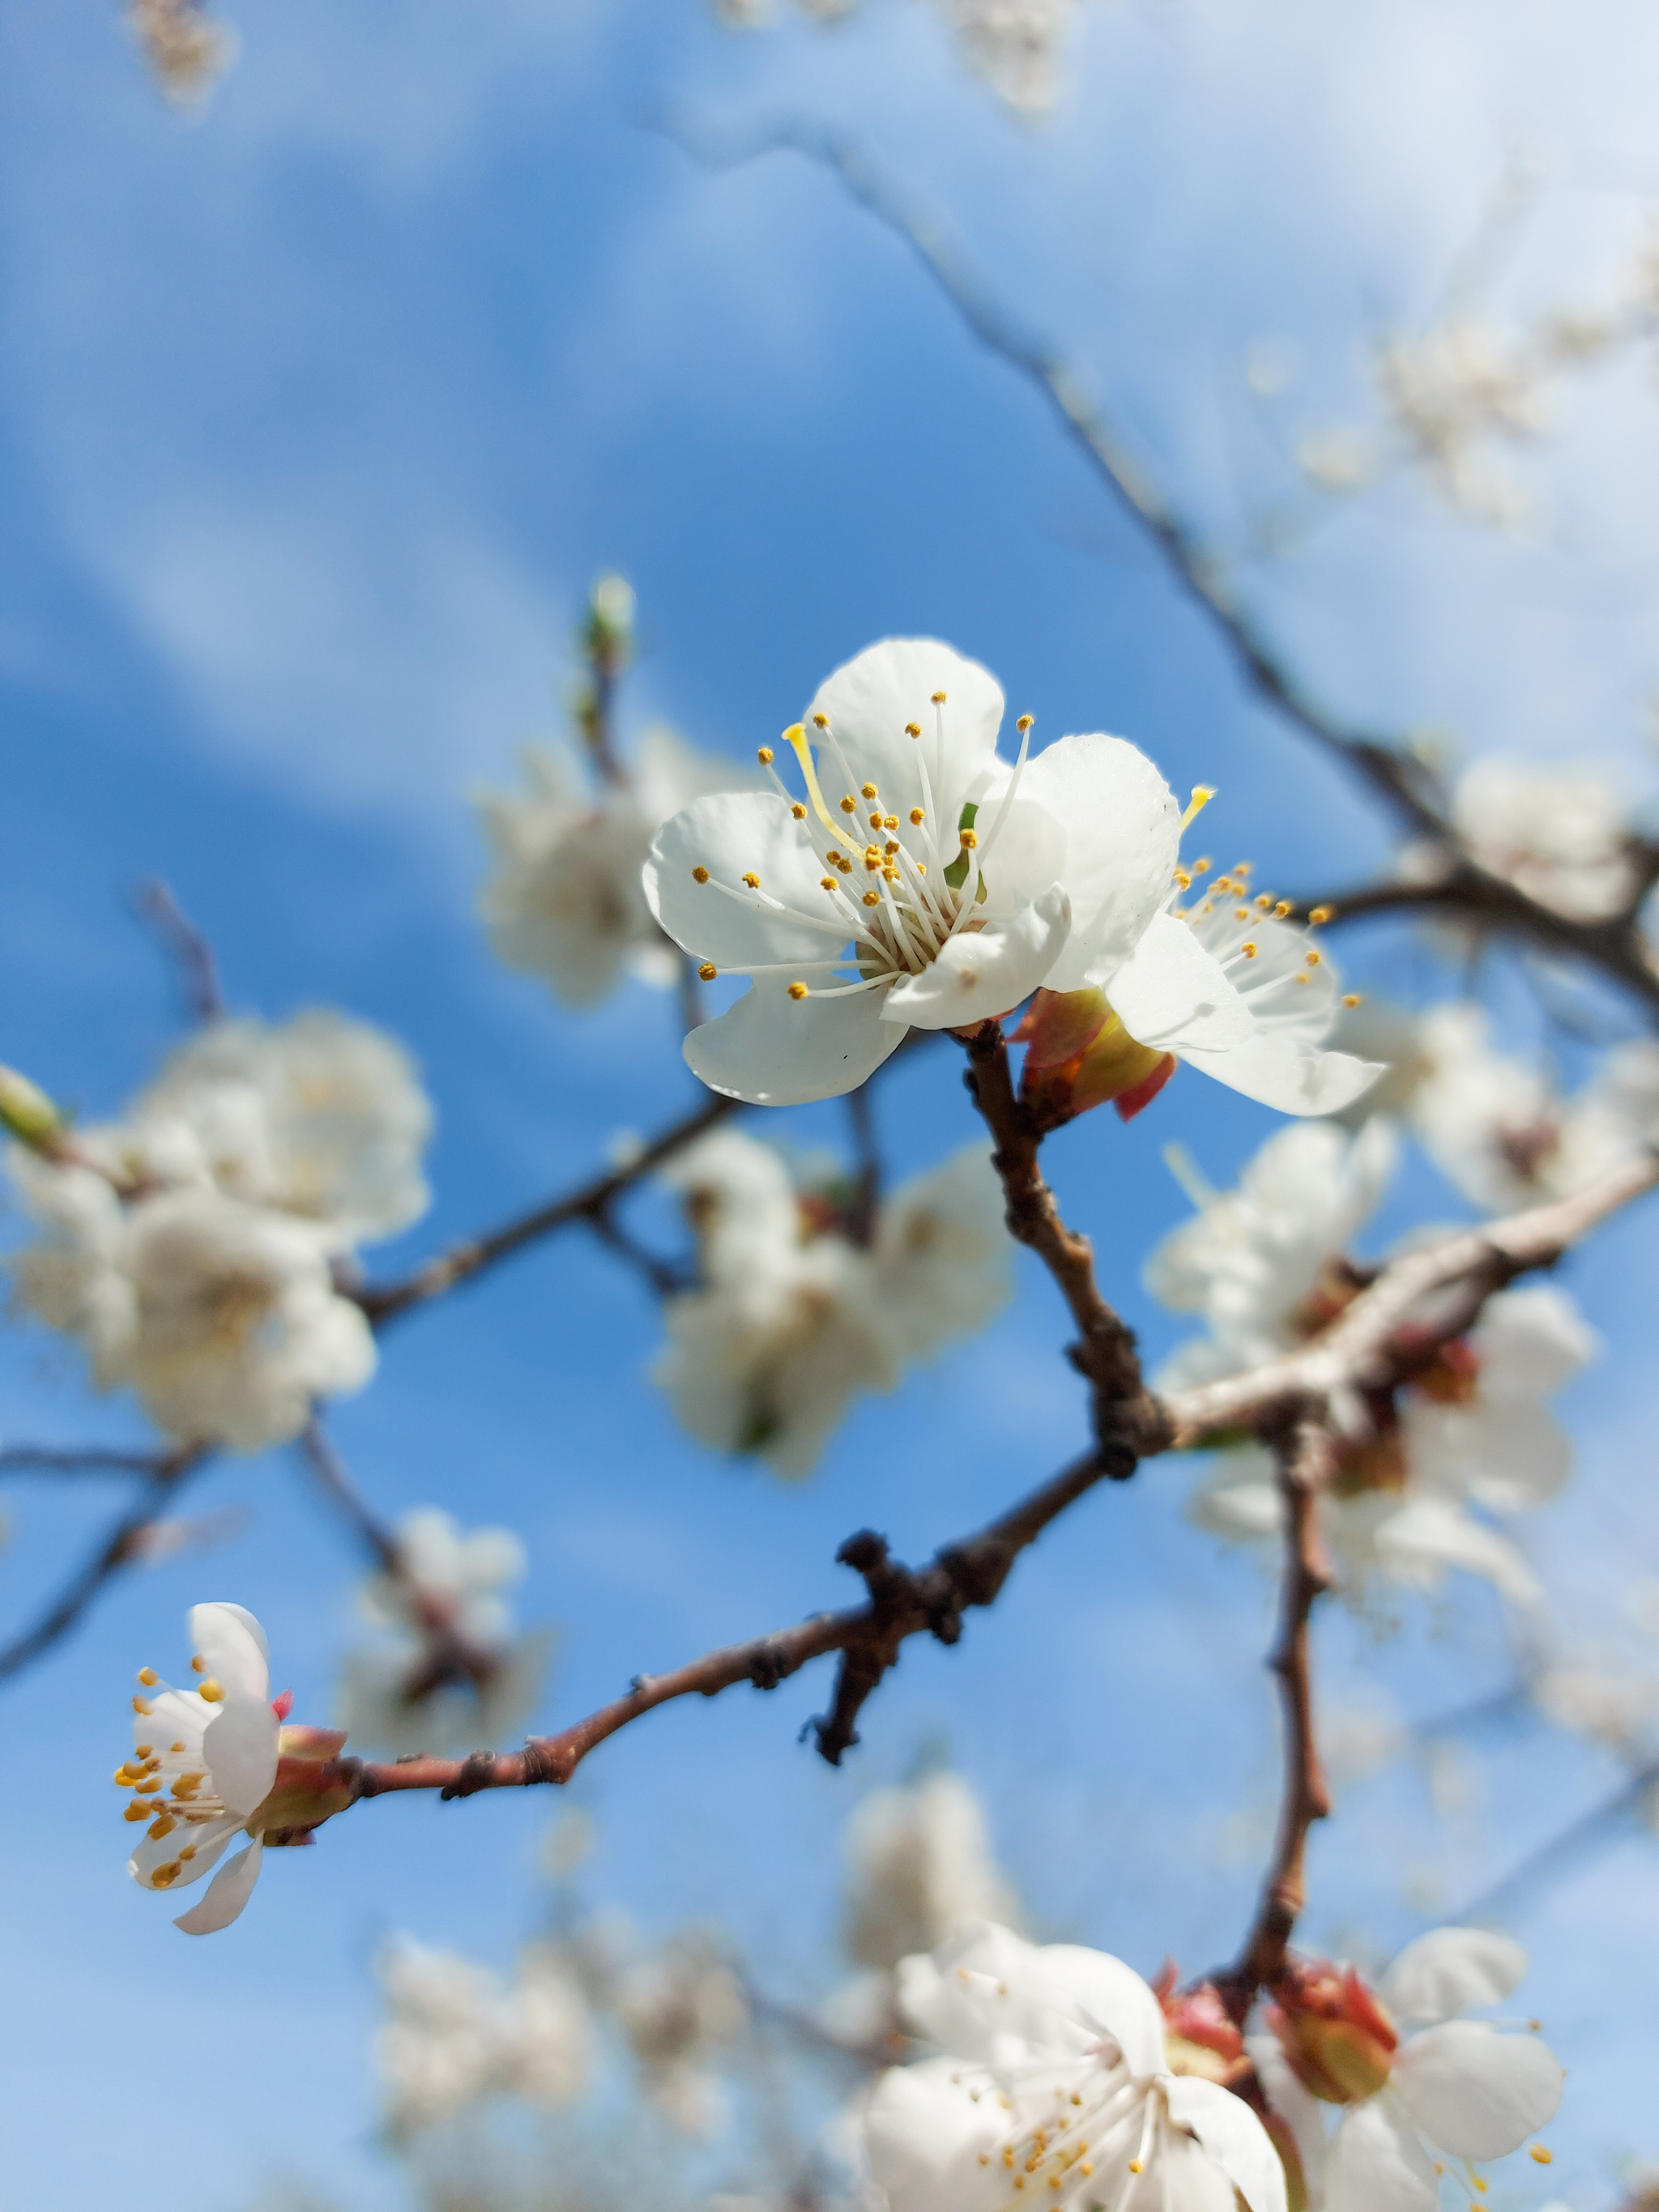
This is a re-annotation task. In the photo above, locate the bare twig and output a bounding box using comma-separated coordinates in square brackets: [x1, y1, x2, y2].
[297, 1420, 399, 1572]
[1448, 1767, 1657, 1929]
[133, 879, 225, 1026]
[843, 1083, 881, 1247]
[0, 1444, 179, 1479]
[1219, 1413, 1335, 2017]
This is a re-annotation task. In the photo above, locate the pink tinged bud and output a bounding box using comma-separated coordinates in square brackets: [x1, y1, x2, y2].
[1013, 988, 1175, 1129]
[1011, 988, 1114, 1072]
[1267, 1959, 1397, 2105]
[271, 1689, 295, 1721]
[276, 1724, 348, 1762]
[1151, 1963, 1247, 2086]
[249, 1725, 356, 1839]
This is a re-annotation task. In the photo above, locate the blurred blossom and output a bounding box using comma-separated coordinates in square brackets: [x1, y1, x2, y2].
[336, 1507, 552, 1757]
[1374, 319, 1548, 528]
[864, 1922, 1286, 2212]
[476, 727, 761, 1008]
[614, 1933, 747, 2133]
[376, 1936, 593, 2142]
[1320, 1694, 1409, 1792]
[1533, 1651, 1659, 1762]
[1451, 757, 1640, 922]
[1296, 428, 1377, 492]
[715, 0, 1084, 115]
[653, 1130, 1010, 1477]
[126, 1504, 252, 1567]
[126, 0, 236, 104]
[842, 1770, 1021, 1973]
[1151, 1123, 1595, 1607]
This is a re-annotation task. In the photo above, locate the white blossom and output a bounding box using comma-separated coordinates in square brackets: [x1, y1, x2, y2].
[863, 1921, 1286, 2212]
[1262, 1929, 1563, 2211]
[645, 639, 1378, 1114]
[936, 0, 1081, 117]
[127, 0, 236, 103]
[336, 1507, 552, 1756]
[376, 1935, 594, 2141]
[614, 1933, 747, 2133]
[843, 1771, 1021, 1975]
[653, 1129, 1011, 1478]
[476, 727, 761, 1008]
[1374, 319, 1546, 528]
[133, 1010, 433, 1251]
[1452, 757, 1639, 921]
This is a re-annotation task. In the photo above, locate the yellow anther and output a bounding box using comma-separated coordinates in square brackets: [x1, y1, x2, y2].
[977, 2156, 990, 2169]
[1242, 941, 1258, 958]
[198, 1680, 224, 1703]
[1069, 2096, 1081, 2108]
[1304, 949, 1321, 966]
[883, 867, 898, 883]
[1174, 869, 1191, 889]
[791, 802, 807, 820]
[906, 722, 922, 738]
[1003, 2150, 1015, 2168]
[692, 865, 710, 884]
[1048, 2178, 1062, 2191]
[1256, 893, 1273, 910]
[169, 1741, 186, 1754]
[134, 1744, 153, 1758]
[132, 1696, 153, 1715]
[885, 840, 900, 855]
[1308, 905, 1333, 924]
[741, 872, 760, 889]
[960, 829, 978, 849]
[787, 982, 808, 1000]
[1529, 2147, 1553, 2166]
[1017, 714, 1034, 732]
[1079, 2167, 1093, 2180]
[757, 746, 774, 765]
[697, 963, 717, 982]
[915, 863, 926, 875]
[861, 782, 878, 799]
[147, 1815, 176, 1842]
[931, 690, 946, 704]
[821, 877, 838, 892]
[862, 891, 881, 907]
[838, 855, 853, 872]
[190, 1654, 207, 1673]
[179, 1845, 198, 1862]
[123, 1801, 149, 1823]
[910, 808, 924, 825]
[1192, 856, 1211, 873]
[1013, 2179, 1025, 2191]
[1275, 900, 1292, 917]
[1343, 992, 1363, 1007]
[1233, 859, 1253, 875]
[1235, 906, 1251, 920]
[883, 814, 898, 829]
[1128, 2163, 1143, 2177]
[865, 853, 883, 872]
[812, 713, 829, 729]
[869, 812, 883, 829]
[840, 796, 857, 813]
[138, 1667, 159, 1686]
[1294, 972, 1311, 986]
[135, 1777, 161, 1794]
[150, 1863, 181, 1890]
[113, 1767, 138, 1787]
[1471, 2181, 1487, 2197]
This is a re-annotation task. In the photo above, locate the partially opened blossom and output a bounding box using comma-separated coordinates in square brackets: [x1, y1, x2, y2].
[120, 1603, 353, 1935]
[335, 1507, 553, 1756]
[1263, 1932, 1563, 2210]
[864, 1922, 1285, 2212]
[646, 638, 1378, 1114]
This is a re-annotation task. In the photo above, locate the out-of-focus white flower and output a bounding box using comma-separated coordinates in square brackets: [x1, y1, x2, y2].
[1534, 1650, 1659, 1761]
[1452, 757, 1639, 921]
[134, 1011, 433, 1251]
[653, 1131, 1011, 1478]
[477, 727, 760, 1008]
[936, 0, 1079, 117]
[843, 1771, 1021, 1975]
[336, 1507, 552, 1756]
[121, 1602, 353, 1935]
[1296, 427, 1378, 492]
[614, 1933, 747, 2134]
[376, 1935, 594, 2141]
[127, 0, 236, 103]
[1262, 1930, 1562, 2211]
[864, 1922, 1286, 2212]
[1375, 319, 1546, 528]
[1405, 1004, 1654, 1213]
[29, 1184, 377, 1452]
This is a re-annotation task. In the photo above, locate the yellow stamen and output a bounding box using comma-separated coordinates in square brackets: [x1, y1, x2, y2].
[169, 1741, 186, 1754]
[1242, 942, 1258, 958]
[150, 1863, 181, 1890]
[1192, 856, 1211, 873]
[821, 877, 838, 892]
[791, 803, 807, 820]
[135, 1778, 161, 1794]
[1128, 2163, 1142, 2177]
[1305, 950, 1321, 966]
[861, 782, 878, 799]
[1308, 905, 1333, 924]
[134, 1744, 153, 1758]
[812, 713, 829, 730]
[198, 1680, 224, 1704]
[905, 722, 922, 738]
[697, 963, 716, 981]
[190, 1655, 207, 1673]
[147, 1815, 177, 1841]
[757, 745, 774, 765]
[1016, 714, 1033, 732]
[931, 690, 946, 704]
[123, 1801, 149, 1823]
[1529, 2147, 1553, 2166]
[137, 1667, 159, 1686]
[910, 808, 924, 825]
[787, 982, 808, 1000]
[862, 892, 881, 907]
[1256, 894, 1273, 910]
[883, 814, 898, 829]
[869, 812, 884, 829]
[691, 865, 709, 884]
[1235, 906, 1251, 920]
[132, 1696, 153, 1715]
[1275, 900, 1292, 917]
[960, 829, 978, 850]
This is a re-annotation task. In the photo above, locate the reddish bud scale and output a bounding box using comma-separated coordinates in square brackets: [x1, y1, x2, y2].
[1267, 1959, 1397, 2104]
[1013, 987, 1175, 1129]
[1152, 1965, 1247, 2086]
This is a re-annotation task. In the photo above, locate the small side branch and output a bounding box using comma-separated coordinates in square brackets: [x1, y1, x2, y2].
[0, 1444, 179, 1479]
[133, 879, 225, 1026]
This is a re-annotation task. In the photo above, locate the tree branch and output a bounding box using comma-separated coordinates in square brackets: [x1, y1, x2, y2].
[133, 878, 225, 1026]
[0, 1444, 179, 1479]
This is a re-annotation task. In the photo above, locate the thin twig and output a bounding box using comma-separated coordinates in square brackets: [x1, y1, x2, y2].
[843, 1083, 881, 1247]
[0, 1444, 178, 1479]
[133, 879, 225, 1025]
[1448, 1767, 1657, 1928]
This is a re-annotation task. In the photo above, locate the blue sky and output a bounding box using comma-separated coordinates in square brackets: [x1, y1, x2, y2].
[6, 1, 1659, 2206]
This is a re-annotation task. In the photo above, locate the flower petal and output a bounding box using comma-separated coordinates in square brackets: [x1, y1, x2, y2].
[173, 1838, 264, 1935]
[1163, 2073, 1288, 2212]
[130, 1814, 241, 1890]
[1392, 2020, 1563, 2159]
[646, 793, 848, 968]
[189, 1601, 270, 1702]
[882, 887, 1072, 1031]
[1103, 912, 1254, 1053]
[1380, 1928, 1527, 2026]
[203, 1692, 281, 1818]
[1014, 734, 1182, 990]
[808, 638, 1005, 829]
[1473, 1285, 1598, 1400]
[1324, 2099, 1439, 2212]
[684, 976, 905, 1106]
[1405, 1400, 1572, 1515]
[864, 2056, 1008, 2212]
[1178, 1029, 1385, 1115]
[1369, 1496, 1541, 1606]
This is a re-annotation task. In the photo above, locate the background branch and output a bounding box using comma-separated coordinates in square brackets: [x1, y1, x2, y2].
[132, 878, 225, 1026]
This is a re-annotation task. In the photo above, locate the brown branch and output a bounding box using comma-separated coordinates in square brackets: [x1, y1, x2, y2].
[133, 878, 225, 1026]
[1218, 1413, 1335, 2018]
[0, 1443, 179, 1478]
[354, 1089, 740, 1325]
[0, 1444, 210, 1682]
[961, 1021, 1170, 1470]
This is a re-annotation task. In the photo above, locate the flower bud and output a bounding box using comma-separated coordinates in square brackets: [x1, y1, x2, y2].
[249, 1724, 356, 1839]
[1266, 1958, 1397, 2103]
[0, 1064, 65, 1150]
[1013, 989, 1175, 1129]
[1151, 1963, 1247, 2086]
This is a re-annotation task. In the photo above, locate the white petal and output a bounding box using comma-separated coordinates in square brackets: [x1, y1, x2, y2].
[130, 1815, 241, 1890]
[646, 793, 847, 967]
[1247, 2033, 1328, 2206]
[883, 887, 1072, 1030]
[1163, 2073, 1288, 2212]
[864, 2057, 1008, 2212]
[203, 1691, 281, 1817]
[1102, 912, 1254, 1053]
[808, 638, 1005, 828]
[1012, 734, 1182, 989]
[1473, 1285, 1598, 1400]
[684, 976, 905, 1105]
[1392, 2021, 1562, 2159]
[188, 1601, 270, 1702]
[1324, 2099, 1439, 2212]
[1148, 2125, 1240, 2212]
[1178, 1029, 1385, 1115]
[173, 1839, 264, 1935]
[1371, 1497, 1541, 1606]
[1381, 1928, 1528, 2026]
[972, 799, 1068, 917]
[1412, 1401, 1572, 1515]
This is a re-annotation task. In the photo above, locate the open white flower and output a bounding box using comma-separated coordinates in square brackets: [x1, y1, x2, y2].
[614, 1933, 748, 2135]
[844, 1771, 1021, 1978]
[118, 1602, 352, 1936]
[1264, 1930, 1563, 2211]
[864, 1922, 1285, 2212]
[376, 1935, 593, 2141]
[1452, 756, 1638, 921]
[134, 1010, 433, 1251]
[646, 638, 1378, 1114]
[477, 727, 762, 1008]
